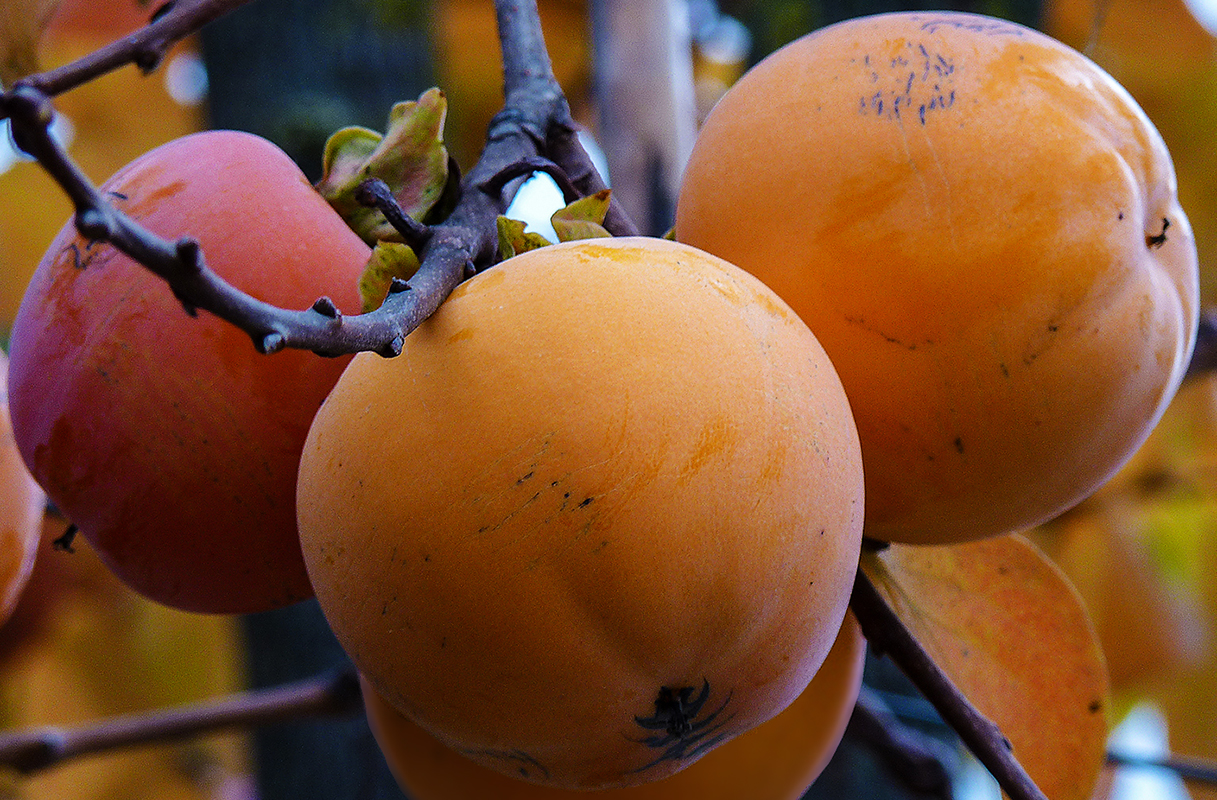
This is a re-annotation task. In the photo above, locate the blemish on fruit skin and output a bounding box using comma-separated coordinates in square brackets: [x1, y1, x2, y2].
[456, 747, 550, 782]
[447, 328, 475, 344]
[750, 288, 793, 322]
[1146, 217, 1170, 249]
[677, 416, 739, 483]
[855, 40, 957, 127]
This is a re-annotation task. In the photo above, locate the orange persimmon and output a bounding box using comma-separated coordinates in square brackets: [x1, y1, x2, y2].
[0, 349, 43, 625]
[362, 614, 866, 800]
[676, 11, 1199, 545]
[297, 237, 865, 789]
[8, 130, 369, 613]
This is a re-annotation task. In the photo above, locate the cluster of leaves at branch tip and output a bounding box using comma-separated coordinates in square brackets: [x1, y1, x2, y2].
[316, 87, 455, 312]
[497, 189, 614, 260]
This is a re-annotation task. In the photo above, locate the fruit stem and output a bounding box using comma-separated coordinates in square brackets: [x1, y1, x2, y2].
[850, 569, 1050, 800]
[355, 178, 434, 251]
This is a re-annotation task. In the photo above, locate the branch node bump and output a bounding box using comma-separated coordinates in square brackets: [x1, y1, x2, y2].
[173, 292, 199, 318]
[8, 83, 55, 129]
[312, 296, 342, 319]
[134, 47, 164, 74]
[260, 331, 287, 355]
[76, 208, 112, 241]
[377, 335, 405, 358]
[175, 237, 203, 270]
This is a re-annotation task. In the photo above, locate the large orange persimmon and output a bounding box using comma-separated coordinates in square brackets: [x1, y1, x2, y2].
[675, 11, 1199, 545]
[0, 350, 44, 626]
[361, 614, 865, 800]
[297, 237, 865, 789]
[8, 130, 369, 613]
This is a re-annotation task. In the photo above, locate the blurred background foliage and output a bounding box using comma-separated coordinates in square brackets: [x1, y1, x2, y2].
[4, 0, 1217, 799]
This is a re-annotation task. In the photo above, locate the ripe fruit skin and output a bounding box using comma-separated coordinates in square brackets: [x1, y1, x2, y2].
[297, 237, 864, 789]
[8, 130, 369, 613]
[675, 11, 1199, 544]
[361, 613, 866, 800]
[0, 351, 45, 625]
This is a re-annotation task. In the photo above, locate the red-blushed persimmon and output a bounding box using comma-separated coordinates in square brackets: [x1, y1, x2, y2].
[8, 130, 369, 613]
[297, 237, 865, 789]
[675, 11, 1199, 545]
[361, 613, 866, 800]
[0, 350, 44, 626]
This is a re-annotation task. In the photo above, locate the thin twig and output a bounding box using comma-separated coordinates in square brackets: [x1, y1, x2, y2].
[355, 178, 434, 251]
[1107, 750, 1217, 786]
[847, 686, 954, 797]
[491, 0, 637, 236]
[850, 570, 1050, 800]
[6, 0, 257, 101]
[1083, 0, 1113, 58]
[479, 155, 583, 204]
[1, 0, 634, 359]
[0, 668, 361, 774]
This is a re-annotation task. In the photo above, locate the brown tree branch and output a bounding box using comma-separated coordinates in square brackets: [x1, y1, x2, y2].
[4, 0, 257, 101]
[0, 668, 361, 774]
[850, 569, 1050, 800]
[0, 0, 632, 359]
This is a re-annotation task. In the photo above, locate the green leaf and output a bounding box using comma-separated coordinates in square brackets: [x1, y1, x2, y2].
[861, 535, 1110, 800]
[496, 216, 551, 261]
[316, 88, 451, 244]
[550, 189, 613, 242]
[358, 242, 420, 313]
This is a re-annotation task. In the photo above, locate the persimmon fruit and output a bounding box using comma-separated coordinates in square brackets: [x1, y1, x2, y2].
[7, 130, 369, 613]
[297, 236, 865, 789]
[361, 613, 866, 800]
[0, 350, 45, 626]
[675, 11, 1200, 545]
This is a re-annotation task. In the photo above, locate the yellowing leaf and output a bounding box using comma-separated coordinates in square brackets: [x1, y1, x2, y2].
[0, 0, 60, 86]
[861, 534, 1110, 800]
[317, 88, 451, 245]
[496, 216, 551, 261]
[358, 241, 420, 313]
[550, 189, 612, 242]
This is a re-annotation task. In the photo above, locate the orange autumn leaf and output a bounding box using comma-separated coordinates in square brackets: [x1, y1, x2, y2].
[861, 534, 1110, 800]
